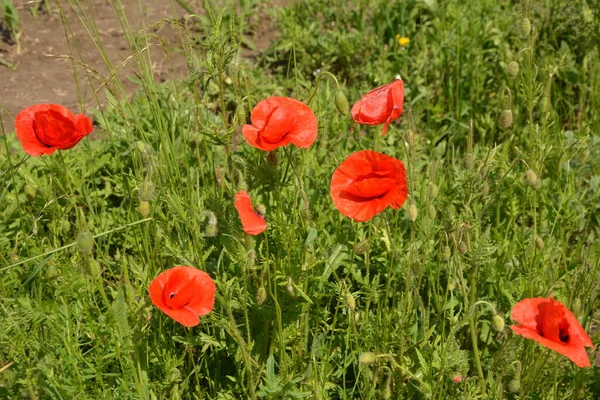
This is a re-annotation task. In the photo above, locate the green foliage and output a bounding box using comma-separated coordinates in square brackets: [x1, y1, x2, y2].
[0, 0, 599, 399]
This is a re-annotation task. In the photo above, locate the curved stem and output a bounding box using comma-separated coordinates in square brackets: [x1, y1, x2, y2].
[306, 71, 340, 106]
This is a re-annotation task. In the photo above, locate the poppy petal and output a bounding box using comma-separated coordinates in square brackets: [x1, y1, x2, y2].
[234, 191, 267, 235]
[351, 80, 404, 135]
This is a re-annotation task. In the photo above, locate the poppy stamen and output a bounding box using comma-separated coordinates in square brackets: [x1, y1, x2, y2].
[169, 292, 175, 299]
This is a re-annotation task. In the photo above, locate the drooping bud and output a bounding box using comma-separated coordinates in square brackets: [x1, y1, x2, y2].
[492, 314, 505, 332]
[88, 258, 101, 277]
[429, 182, 439, 199]
[406, 129, 415, 146]
[519, 17, 531, 38]
[256, 286, 267, 305]
[135, 141, 154, 170]
[533, 235, 544, 250]
[506, 61, 519, 78]
[508, 379, 521, 393]
[234, 103, 246, 126]
[482, 179, 490, 196]
[255, 204, 267, 216]
[344, 291, 356, 311]
[205, 223, 218, 237]
[442, 246, 451, 261]
[76, 231, 95, 255]
[358, 352, 377, 366]
[334, 90, 349, 116]
[463, 152, 475, 171]
[499, 109, 513, 128]
[138, 201, 150, 218]
[24, 184, 37, 201]
[286, 276, 295, 297]
[138, 180, 156, 202]
[353, 239, 370, 255]
[61, 220, 71, 234]
[408, 203, 418, 222]
[523, 169, 541, 190]
[185, 54, 201, 80]
[458, 239, 468, 255]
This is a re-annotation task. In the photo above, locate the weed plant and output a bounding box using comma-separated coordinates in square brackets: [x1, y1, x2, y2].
[0, 0, 599, 398]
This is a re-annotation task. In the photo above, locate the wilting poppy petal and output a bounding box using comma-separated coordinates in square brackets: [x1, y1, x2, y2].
[234, 191, 267, 235]
[242, 96, 318, 151]
[15, 104, 94, 156]
[331, 150, 408, 222]
[351, 80, 404, 135]
[148, 266, 216, 327]
[510, 297, 593, 367]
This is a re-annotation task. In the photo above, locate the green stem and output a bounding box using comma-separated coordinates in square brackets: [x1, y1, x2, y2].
[306, 71, 340, 106]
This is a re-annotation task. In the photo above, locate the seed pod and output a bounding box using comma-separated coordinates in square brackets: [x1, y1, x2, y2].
[334, 90, 349, 116]
[492, 314, 505, 332]
[256, 286, 267, 305]
[353, 239, 370, 255]
[408, 203, 418, 222]
[358, 352, 377, 366]
[234, 103, 246, 126]
[76, 231, 94, 255]
[533, 235, 544, 250]
[519, 17, 531, 38]
[508, 379, 521, 393]
[499, 109, 513, 128]
[139, 180, 156, 202]
[506, 61, 519, 78]
[138, 201, 150, 218]
[24, 184, 37, 201]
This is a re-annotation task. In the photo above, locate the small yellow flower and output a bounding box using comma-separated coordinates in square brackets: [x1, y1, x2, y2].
[397, 36, 410, 46]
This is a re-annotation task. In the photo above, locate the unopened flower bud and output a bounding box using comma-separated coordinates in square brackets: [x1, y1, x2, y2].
[256, 286, 267, 305]
[235, 103, 246, 126]
[499, 109, 513, 128]
[408, 203, 418, 222]
[88, 258, 101, 276]
[429, 183, 439, 199]
[482, 179, 490, 196]
[334, 90, 349, 116]
[255, 204, 267, 216]
[442, 246, 451, 261]
[519, 17, 531, 38]
[186, 54, 201, 79]
[76, 231, 94, 255]
[138, 201, 150, 218]
[533, 235, 544, 250]
[135, 141, 154, 169]
[45, 263, 59, 281]
[344, 292, 356, 311]
[61, 220, 71, 234]
[139, 180, 156, 202]
[523, 169, 541, 189]
[406, 129, 415, 146]
[492, 314, 505, 332]
[428, 204, 437, 219]
[458, 239, 468, 255]
[353, 240, 370, 255]
[24, 184, 37, 201]
[224, 77, 233, 86]
[205, 223, 218, 237]
[573, 298, 582, 314]
[506, 61, 519, 78]
[508, 379, 521, 393]
[463, 152, 475, 171]
[359, 352, 377, 366]
[286, 276, 295, 297]
[267, 151, 278, 168]
[452, 373, 463, 383]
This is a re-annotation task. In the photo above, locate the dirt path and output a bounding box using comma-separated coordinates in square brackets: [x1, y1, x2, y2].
[0, 0, 190, 133]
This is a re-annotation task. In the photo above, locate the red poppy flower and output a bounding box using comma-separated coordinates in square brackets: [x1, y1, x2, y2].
[242, 96, 318, 151]
[234, 190, 267, 235]
[15, 104, 94, 156]
[351, 79, 404, 135]
[148, 266, 216, 327]
[510, 297, 593, 367]
[330, 150, 408, 222]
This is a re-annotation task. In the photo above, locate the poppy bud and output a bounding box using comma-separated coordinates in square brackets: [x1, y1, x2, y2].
[267, 151, 278, 168]
[138, 201, 150, 218]
[573, 298, 582, 314]
[45, 263, 59, 281]
[429, 182, 439, 199]
[506, 61, 519, 78]
[523, 169, 541, 189]
[224, 77, 233, 86]
[463, 152, 475, 171]
[139, 180, 156, 202]
[186, 54, 201, 79]
[427, 204, 437, 219]
[382, 374, 392, 399]
[519, 17, 531, 38]
[482, 179, 490, 196]
[255, 204, 267, 216]
[508, 379, 521, 393]
[458, 239, 468, 255]
[135, 141, 154, 169]
[234, 103, 246, 126]
[334, 90, 349, 116]
[88, 258, 101, 277]
[76, 231, 94, 255]
[408, 203, 418, 222]
[344, 292, 356, 311]
[492, 314, 505, 332]
[533, 235, 544, 250]
[256, 286, 267, 305]
[353, 239, 370, 255]
[406, 129, 415, 146]
[286, 276, 296, 297]
[10, 252, 19, 263]
[499, 110, 513, 128]
[205, 223, 218, 237]
[24, 184, 37, 201]
[359, 352, 377, 366]
[61, 220, 71, 234]
[452, 373, 463, 383]
[442, 246, 451, 261]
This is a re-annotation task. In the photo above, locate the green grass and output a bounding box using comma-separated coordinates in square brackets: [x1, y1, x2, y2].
[1, 0, 599, 398]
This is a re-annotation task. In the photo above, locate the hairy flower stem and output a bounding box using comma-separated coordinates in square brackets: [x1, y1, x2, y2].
[306, 71, 340, 106]
[468, 266, 486, 394]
